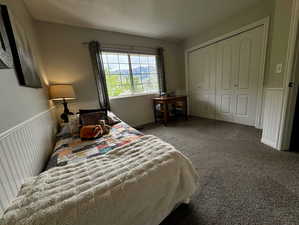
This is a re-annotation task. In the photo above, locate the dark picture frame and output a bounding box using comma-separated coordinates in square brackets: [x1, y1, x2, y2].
[0, 5, 12, 69]
[1, 4, 42, 88]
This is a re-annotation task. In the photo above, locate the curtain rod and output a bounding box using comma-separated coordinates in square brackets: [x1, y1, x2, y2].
[82, 41, 160, 50]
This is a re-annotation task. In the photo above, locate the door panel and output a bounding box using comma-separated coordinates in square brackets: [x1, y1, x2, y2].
[220, 95, 232, 113]
[236, 95, 249, 116]
[215, 38, 235, 122]
[238, 38, 251, 89]
[189, 45, 216, 119]
[222, 45, 233, 90]
[233, 26, 263, 125]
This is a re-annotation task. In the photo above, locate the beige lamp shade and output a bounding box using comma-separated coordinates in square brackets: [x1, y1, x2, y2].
[49, 84, 76, 100]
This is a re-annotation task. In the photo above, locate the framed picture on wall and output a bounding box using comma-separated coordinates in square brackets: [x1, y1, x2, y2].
[0, 5, 13, 69]
[0, 4, 42, 88]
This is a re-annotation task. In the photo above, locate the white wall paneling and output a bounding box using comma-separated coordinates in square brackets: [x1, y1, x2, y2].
[0, 108, 57, 216]
[261, 88, 284, 149]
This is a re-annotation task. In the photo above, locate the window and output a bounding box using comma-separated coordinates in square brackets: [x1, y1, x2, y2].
[102, 52, 159, 98]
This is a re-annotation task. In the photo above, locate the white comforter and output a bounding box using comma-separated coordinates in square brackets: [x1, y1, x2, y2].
[1, 135, 198, 225]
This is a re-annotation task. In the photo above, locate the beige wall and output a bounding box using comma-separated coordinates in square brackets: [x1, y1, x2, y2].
[0, 0, 49, 134]
[35, 21, 185, 126]
[184, 1, 274, 49]
[265, 0, 293, 88]
[184, 0, 293, 89]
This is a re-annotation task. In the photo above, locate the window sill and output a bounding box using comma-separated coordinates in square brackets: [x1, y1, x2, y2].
[109, 92, 159, 100]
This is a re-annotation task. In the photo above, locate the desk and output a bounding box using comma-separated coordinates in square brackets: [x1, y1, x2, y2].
[152, 96, 187, 125]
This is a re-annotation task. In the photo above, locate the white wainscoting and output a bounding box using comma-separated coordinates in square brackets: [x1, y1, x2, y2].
[261, 88, 284, 149]
[0, 108, 57, 216]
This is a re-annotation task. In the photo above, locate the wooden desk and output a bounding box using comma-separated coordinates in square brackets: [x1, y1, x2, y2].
[152, 96, 187, 125]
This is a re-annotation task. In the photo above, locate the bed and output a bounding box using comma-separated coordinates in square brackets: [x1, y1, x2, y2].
[0, 112, 198, 225]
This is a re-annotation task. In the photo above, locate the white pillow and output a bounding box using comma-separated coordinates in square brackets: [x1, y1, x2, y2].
[68, 114, 80, 133]
[57, 114, 80, 137]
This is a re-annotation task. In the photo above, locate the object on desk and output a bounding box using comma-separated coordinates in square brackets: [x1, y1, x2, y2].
[153, 96, 187, 125]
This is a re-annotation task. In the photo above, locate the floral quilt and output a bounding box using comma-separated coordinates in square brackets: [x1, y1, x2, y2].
[46, 122, 143, 170]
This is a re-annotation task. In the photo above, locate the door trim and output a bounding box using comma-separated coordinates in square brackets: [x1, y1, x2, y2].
[277, 0, 299, 150]
[185, 17, 270, 128]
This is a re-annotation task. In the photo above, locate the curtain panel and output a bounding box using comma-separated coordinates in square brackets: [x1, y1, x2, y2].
[88, 41, 110, 110]
[157, 48, 167, 94]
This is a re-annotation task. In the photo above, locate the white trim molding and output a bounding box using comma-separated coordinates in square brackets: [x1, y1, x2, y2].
[277, 0, 299, 151]
[0, 107, 57, 216]
[185, 17, 270, 128]
[185, 17, 270, 53]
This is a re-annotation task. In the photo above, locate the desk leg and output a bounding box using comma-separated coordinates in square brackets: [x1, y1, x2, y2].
[184, 100, 188, 120]
[163, 102, 168, 126]
[153, 101, 157, 123]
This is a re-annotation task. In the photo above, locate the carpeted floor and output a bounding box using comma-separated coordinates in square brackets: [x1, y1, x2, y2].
[140, 117, 299, 225]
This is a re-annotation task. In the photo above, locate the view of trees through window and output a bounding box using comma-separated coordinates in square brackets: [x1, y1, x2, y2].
[102, 52, 159, 97]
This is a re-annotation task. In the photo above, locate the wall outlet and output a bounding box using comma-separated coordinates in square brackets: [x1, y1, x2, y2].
[275, 63, 283, 74]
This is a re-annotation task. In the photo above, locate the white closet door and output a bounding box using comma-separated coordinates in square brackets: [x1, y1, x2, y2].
[189, 45, 216, 119]
[215, 26, 264, 125]
[233, 26, 263, 126]
[188, 25, 265, 126]
[215, 37, 236, 123]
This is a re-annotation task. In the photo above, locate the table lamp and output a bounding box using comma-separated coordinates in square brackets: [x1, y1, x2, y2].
[49, 84, 76, 123]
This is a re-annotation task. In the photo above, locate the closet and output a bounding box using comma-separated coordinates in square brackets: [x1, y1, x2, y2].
[188, 25, 265, 126]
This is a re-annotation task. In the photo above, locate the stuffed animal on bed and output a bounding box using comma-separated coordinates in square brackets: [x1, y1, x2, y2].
[80, 120, 111, 140]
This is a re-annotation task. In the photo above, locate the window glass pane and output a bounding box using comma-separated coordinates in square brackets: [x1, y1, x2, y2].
[119, 64, 129, 75]
[108, 64, 120, 74]
[140, 64, 149, 73]
[140, 56, 148, 64]
[133, 74, 142, 85]
[107, 53, 118, 63]
[141, 74, 150, 82]
[148, 56, 156, 64]
[134, 84, 144, 93]
[149, 64, 157, 73]
[131, 64, 141, 74]
[121, 75, 130, 85]
[103, 64, 110, 75]
[119, 54, 129, 63]
[143, 82, 153, 91]
[150, 74, 158, 82]
[102, 54, 108, 63]
[130, 55, 140, 63]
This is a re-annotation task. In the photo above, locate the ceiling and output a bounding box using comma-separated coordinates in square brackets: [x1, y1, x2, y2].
[24, 0, 263, 41]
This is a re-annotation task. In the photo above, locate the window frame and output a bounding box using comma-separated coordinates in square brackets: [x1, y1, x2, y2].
[101, 51, 160, 99]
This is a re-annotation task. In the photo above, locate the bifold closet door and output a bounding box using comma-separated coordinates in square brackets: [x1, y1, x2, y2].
[233, 26, 264, 126]
[188, 25, 264, 126]
[216, 26, 264, 126]
[189, 45, 216, 119]
[215, 37, 236, 123]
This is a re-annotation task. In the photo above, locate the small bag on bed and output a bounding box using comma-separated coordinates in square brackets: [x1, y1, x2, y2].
[80, 120, 111, 140]
[79, 109, 120, 125]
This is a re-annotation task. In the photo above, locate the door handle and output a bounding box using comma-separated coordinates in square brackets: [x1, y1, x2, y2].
[289, 82, 295, 88]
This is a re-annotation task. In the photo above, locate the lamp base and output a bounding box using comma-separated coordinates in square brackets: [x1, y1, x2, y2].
[60, 99, 74, 123]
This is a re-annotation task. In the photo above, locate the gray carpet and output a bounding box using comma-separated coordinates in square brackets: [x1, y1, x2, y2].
[140, 117, 299, 225]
